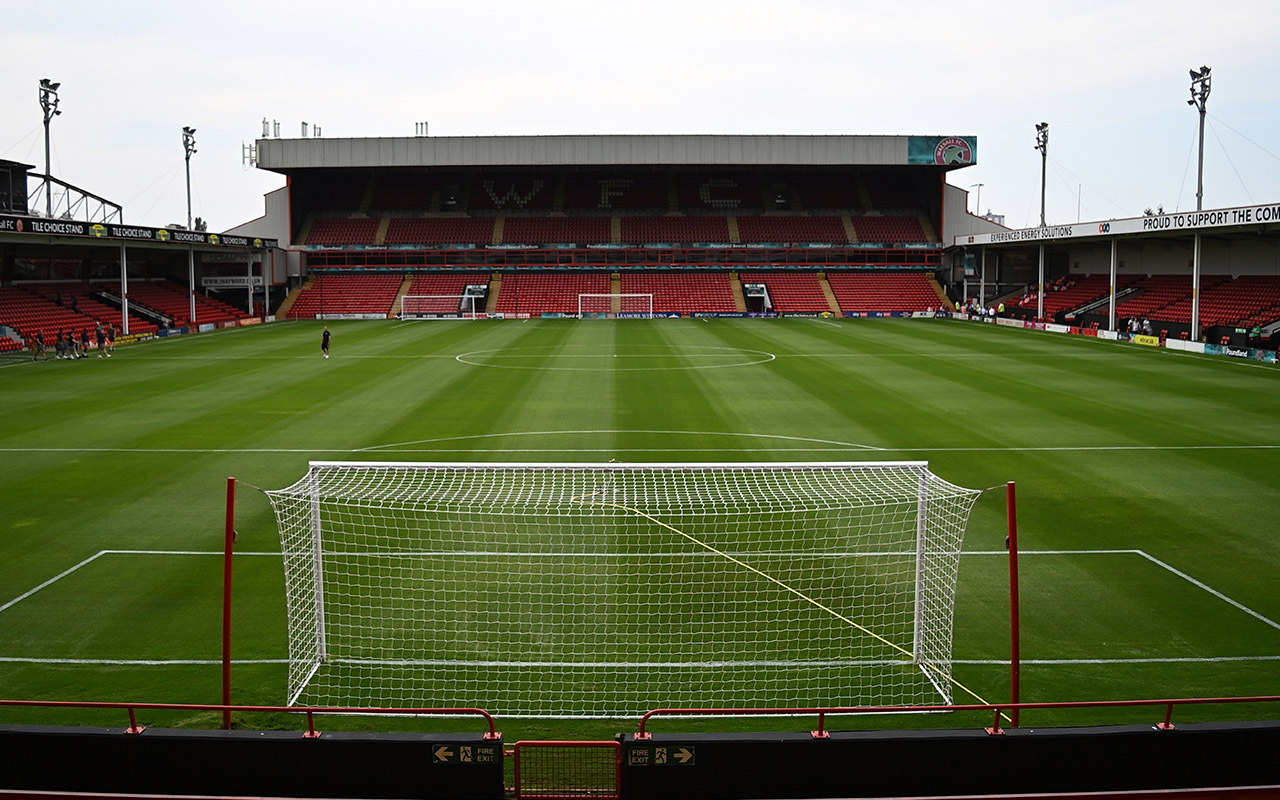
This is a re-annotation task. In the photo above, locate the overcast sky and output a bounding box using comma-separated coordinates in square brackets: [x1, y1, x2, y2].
[3, 0, 1277, 234]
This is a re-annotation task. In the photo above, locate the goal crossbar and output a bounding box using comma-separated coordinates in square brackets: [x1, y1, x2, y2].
[400, 295, 484, 319]
[263, 460, 982, 718]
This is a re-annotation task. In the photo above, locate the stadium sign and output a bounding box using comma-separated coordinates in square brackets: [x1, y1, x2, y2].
[959, 201, 1280, 246]
[908, 136, 977, 166]
[0, 213, 278, 249]
[203, 276, 265, 288]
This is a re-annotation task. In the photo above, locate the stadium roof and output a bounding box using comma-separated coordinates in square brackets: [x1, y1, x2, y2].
[255, 134, 977, 171]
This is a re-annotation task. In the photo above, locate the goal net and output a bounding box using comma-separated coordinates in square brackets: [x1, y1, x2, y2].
[400, 295, 483, 319]
[263, 461, 983, 718]
[577, 293, 653, 319]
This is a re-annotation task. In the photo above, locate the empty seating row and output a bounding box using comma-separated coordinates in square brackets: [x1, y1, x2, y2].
[123, 281, 248, 328]
[305, 215, 936, 246]
[828, 273, 940, 313]
[288, 274, 404, 318]
[756, 273, 831, 313]
[22, 281, 161, 334]
[619, 273, 738, 314]
[495, 273, 610, 315]
[850, 216, 928, 244]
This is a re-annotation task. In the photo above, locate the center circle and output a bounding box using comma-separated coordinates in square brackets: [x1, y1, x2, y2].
[455, 345, 776, 371]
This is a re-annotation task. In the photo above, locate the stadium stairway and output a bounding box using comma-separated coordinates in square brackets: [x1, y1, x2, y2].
[726, 217, 741, 243]
[919, 214, 939, 243]
[610, 273, 622, 315]
[274, 280, 309, 319]
[485, 273, 502, 314]
[388, 275, 414, 318]
[730, 274, 748, 312]
[841, 216, 858, 242]
[819, 274, 842, 314]
[928, 275, 951, 308]
[295, 218, 315, 246]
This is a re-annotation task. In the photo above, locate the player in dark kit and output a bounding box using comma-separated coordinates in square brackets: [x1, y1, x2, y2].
[321, 326, 331, 358]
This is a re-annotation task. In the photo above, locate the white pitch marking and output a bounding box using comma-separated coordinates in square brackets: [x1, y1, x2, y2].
[0, 551, 108, 614]
[1135, 550, 1280, 631]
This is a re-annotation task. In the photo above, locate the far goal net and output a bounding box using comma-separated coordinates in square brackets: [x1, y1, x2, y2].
[400, 295, 483, 319]
[263, 461, 983, 718]
[578, 293, 653, 319]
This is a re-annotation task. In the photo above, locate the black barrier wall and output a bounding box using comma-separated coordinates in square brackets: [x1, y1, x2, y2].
[0, 726, 504, 800]
[620, 722, 1280, 799]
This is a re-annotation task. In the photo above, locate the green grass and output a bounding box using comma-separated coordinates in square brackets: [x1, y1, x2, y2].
[1, 317, 1278, 741]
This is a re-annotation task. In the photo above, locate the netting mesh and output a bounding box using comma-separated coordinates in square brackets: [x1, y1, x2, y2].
[264, 462, 982, 717]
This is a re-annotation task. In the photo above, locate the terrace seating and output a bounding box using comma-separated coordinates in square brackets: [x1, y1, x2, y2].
[756, 273, 831, 313]
[124, 281, 247, 328]
[403, 274, 489, 314]
[619, 273, 737, 315]
[562, 173, 667, 211]
[0, 286, 110, 345]
[470, 176, 554, 212]
[1151, 274, 1280, 327]
[306, 218, 380, 246]
[1115, 275, 1217, 322]
[384, 217, 496, 245]
[501, 217, 612, 245]
[495, 273, 611, 316]
[675, 173, 763, 213]
[22, 281, 160, 334]
[861, 173, 921, 209]
[620, 217, 730, 244]
[787, 175, 861, 210]
[827, 273, 939, 313]
[736, 217, 848, 244]
[368, 173, 432, 212]
[288, 274, 403, 318]
[1013, 274, 1115, 318]
[849, 216, 929, 244]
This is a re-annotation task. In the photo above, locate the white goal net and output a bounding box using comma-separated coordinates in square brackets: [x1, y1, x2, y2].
[263, 461, 983, 718]
[400, 295, 483, 319]
[578, 293, 654, 318]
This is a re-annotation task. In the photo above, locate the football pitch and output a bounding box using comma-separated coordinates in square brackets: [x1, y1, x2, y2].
[1, 317, 1278, 739]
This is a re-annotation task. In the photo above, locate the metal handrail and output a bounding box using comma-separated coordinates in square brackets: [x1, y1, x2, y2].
[636, 695, 1280, 739]
[0, 699, 499, 740]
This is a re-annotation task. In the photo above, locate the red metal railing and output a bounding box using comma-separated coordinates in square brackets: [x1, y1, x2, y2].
[0, 700, 499, 740]
[636, 695, 1280, 740]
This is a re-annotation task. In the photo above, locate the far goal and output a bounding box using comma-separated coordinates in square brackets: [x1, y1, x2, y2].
[262, 461, 983, 718]
[578, 293, 653, 319]
[400, 295, 484, 319]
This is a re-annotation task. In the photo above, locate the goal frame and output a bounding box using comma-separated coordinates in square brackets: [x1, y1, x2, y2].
[577, 293, 654, 319]
[400, 295, 484, 319]
[258, 459, 988, 718]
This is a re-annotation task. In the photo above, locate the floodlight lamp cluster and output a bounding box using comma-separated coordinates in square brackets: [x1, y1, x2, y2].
[1033, 122, 1048, 154]
[183, 126, 198, 158]
[38, 77, 61, 119]
[1188, 65, 1211, 109]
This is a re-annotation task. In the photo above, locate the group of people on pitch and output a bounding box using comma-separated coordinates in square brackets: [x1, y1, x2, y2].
[29, 323, 115, 361]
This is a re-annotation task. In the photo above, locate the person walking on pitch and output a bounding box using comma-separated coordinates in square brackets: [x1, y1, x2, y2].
[321, 326, 331, 358]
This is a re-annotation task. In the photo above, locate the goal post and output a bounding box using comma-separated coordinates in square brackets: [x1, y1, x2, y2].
[577, 293, 653, 319]
[400, 295, 483, 319]
[262, 461, 984, 718]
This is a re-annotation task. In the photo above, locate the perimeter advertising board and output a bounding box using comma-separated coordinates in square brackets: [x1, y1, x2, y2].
[958, 202, 1280, 247]
[0, 213, 277, 249]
